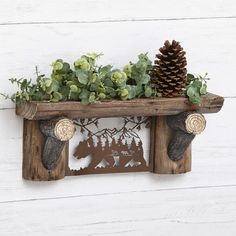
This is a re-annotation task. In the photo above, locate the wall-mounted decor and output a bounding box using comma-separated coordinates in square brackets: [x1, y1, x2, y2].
[2, 40, 224, 181]
[16, 94, 223, 181]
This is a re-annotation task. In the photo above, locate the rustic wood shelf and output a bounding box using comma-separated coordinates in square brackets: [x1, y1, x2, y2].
[16, 93, 223, 120]
[16, 93, 224, 181]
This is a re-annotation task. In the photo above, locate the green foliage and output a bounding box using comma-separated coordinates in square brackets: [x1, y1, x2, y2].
[122, 53, 155, 100]
[185, 73, 209, 104]
[1, 52, 209, 105]
[3, 53, 155, 104]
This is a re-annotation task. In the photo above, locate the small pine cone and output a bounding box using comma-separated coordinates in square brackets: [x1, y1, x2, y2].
[151, 40, 187, 97]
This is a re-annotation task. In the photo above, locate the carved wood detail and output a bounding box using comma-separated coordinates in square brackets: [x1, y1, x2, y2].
[39, 117, 75, 171]
[22, 119, 69, 181]
[167, 112, 206, 161]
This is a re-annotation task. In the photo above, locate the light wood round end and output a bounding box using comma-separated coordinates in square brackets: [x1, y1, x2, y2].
[54, 118, 76, 141]
[185, 113, 206, 135]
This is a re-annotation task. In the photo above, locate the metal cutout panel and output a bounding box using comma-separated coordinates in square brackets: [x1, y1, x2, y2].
[67, 117, 152, 175]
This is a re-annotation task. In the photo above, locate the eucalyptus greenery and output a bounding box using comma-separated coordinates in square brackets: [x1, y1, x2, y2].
[1, 52, 209, 105]
[2, 52, 156, 104]
[186, 73, 209, 104]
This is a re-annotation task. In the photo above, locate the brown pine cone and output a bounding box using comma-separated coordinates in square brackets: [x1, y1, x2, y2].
[151, 40, 187, 97]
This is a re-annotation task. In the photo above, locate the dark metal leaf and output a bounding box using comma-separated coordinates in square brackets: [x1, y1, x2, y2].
[145, 122, 151, 129]
[94, 120, 99, 128]
[137, 116, 142, 122]
[80, 127, 85, 134]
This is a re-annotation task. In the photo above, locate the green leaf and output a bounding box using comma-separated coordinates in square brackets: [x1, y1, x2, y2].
[144, 86, 153, 97]
[103, 78, 114, 87]
[98, 92, 106, 99]
[52, 91, 63, 101]
[106, 87, 117, 98]
[200, 84, 207, 95]
[192, 80, 202, 89]
[51, 80, 59, 92]
[90, 83, 99, 92]
[66, 81, 75, 87]
[187, 73, 194, 81]
[79, 89, 90, 100]
[68, 91, 80, 100]
[186, 86, 201, 104]
[74, 58, 90, 70]
[186, 86, 197, 97]
[45, 79, 52, 88]
[120, 89, 128, 97]
[189, 95, 201, 104]
[100, 65, 113, 74]
[126, 85, 137, 99]
[70, 84, 78, 92]
[123, 64, 132, 77]
[135, 84, 143, 96]
[87, 52, 103, 60]
[20, 79, 28, 91]
[81, 98, 89, 104]
[140, 74, 150, 85]
[76, 70, 88, 85]
[52, 60, 64, 71]
[61, 62, 70, 73]
[89, 92, 96, 103]
[23, 92, 30, 101]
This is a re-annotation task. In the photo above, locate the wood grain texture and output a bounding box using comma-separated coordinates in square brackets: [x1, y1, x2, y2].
[0, 186, 236, 236]
[0, 0, 235, 24]
[16, 93, 224, 120]
[22, 119, 68, 180]
[153, 116, 192, 174]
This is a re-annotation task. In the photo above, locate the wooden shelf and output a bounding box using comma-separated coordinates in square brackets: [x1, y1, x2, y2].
[17, 93, 224, 180]
[16, 93, 224, 120]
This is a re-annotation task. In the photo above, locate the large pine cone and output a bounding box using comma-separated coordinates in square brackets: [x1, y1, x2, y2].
[151, 40, 187, 97]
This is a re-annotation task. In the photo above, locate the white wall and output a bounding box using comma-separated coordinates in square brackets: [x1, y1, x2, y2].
[0, 1, 236, 235]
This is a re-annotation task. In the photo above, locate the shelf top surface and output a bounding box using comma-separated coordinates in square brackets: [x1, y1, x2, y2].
[16, 93, 224, 120]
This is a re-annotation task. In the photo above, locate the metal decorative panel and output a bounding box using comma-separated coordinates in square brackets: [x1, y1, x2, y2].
[67, 117, 152, 175]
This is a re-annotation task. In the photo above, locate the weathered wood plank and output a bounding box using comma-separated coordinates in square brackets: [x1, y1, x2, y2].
[0, 186, 236, 236]
[153, 116, 192, 174]
[0, 0, 235, 24]
[16, 93, 224, 120]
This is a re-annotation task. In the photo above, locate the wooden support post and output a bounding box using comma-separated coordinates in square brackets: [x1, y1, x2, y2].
[22, 117, 75, 181]
[153, 112, 206, 174]
[153, 116, 192, 174]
